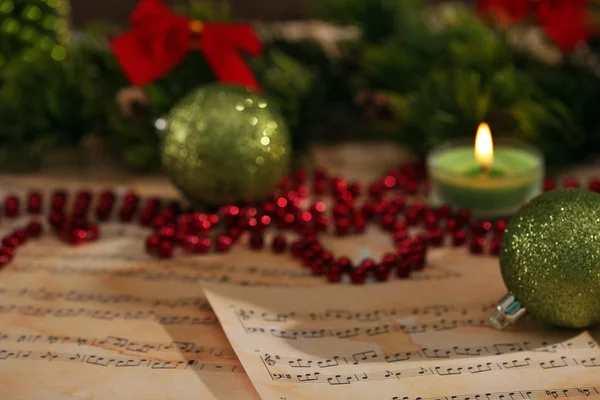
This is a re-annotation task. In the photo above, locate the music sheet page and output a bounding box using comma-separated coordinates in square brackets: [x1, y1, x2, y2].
[0, 221, 264, 400]
[203, 254, 600, 400]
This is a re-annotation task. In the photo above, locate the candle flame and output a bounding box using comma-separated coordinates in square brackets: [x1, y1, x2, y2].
[475, 122, 494, 170]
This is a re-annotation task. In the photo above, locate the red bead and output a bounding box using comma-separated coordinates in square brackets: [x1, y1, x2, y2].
[455, 209, 471, 225]
[471, 221, 493, 237]
[158, 241, 174, 259]
[271, 235, 287, 253]
[182, 235, 200, 253]
[452, 230, 468, 247]
[404, 180, 419, 195]
[424, 212, 438, 231]
[49, 211, 65, 229]
[563, 178, 579, 188]
[0, 254, 12, 267]
[4, 195, 19, 218]
[348, 182, 362, 197]
[310, 260, 326, 276]
[393, 230, 408, 244]
[313, 180, 327, 195]
[51, 190, 67, 211]
[588, 178, 600, 193]
[158, 225, 176, 241]
[294, 168, 307, 183]
[445, 218, 459, 232]
[335, 218, 351, 236]
[13, 230, 27, 245]
[396, 260, 411, 278]
[215, 235, 233, 253]
[336, 256, 352, 273]
[314, 168, 327, 181]
[25, 221, 42, 238]
[469, 237, 486, 255]
[405, 209, 419, 226]
[27, 191, 42, 214]
[380, 214, 396, 231]
[2, 236, 19, 248]
[87, 225, 100, 241]
[1, 246, 15, 258]
[350, 268, 367, 284]
[543, 178, 556, 191]
[494, 220, 508, 235]
[489, 238, 501, 256]
[354, 215, 366, 233]
[145, 235, 160, 253]
[359, 258, 376, 273]
[368, 182, 384, 199]
[70, 229, 88, 245]
[436, 205, 453, 219]
[326, 264, 343, 283]
[374, 264, 390, 282]
[381, 253, 398, 269]
[428, 229, 444, 247]
[321, 251, 334, 267]
[249, 233, 264, 250]
[228, 227, 243, 242]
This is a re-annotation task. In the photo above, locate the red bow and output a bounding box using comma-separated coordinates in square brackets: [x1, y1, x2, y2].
[477, 0, 594, 52]
[111, 0, 263, 91]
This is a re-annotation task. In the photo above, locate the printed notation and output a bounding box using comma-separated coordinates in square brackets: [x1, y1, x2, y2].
[390, 385, 600, 400]
[238, 302, 497, 324]
[0, 332, 237, 358]
[243, 318, 490, 339]
[12, 264, 313, 283]
[266, 356, 595, 385]
[0, 304, 217, 325]
[260, 340, 597, 367]
[0, 287, 211, 310]
[0, 349, 241, 372]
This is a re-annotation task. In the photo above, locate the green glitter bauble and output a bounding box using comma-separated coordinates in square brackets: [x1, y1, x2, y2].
[161, 84, 291, 207]
[500, 189, 600, 328]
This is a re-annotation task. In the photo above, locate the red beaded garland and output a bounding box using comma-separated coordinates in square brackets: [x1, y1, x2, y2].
[0, 163, 590, 285]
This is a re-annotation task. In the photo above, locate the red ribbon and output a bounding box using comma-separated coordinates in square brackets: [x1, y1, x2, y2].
[111, 0, 263, 91]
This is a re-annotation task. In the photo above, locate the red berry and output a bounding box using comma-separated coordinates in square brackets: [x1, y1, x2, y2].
[1, 246, 15, 258]
[563, 178, 579, 188]
[588, 178, 600, 193]
[489, 238, 501, 256]
[494, 220, 508, 235]
[70, 229, 88, 245]
[455, 209, 471, 225]
[374, 264, 390, 282]
[396, 260, 411, 278]
[0, 254, 12, 267]
[2, 236, 19, 248]
[27, 191, 42, 214]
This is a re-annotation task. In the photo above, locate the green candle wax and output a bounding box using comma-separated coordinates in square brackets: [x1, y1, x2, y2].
[429, 145, 543, 219]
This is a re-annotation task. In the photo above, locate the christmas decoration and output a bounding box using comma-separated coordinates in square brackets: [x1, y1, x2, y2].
[477, 0, 595, 52]
[316, 0, 599, 167]
[160, 84, 291, 207]
[493, 189, 600, 329]
[0, 0, 70, 67]
[111, 0, 263, 91]
[2, 163, 600, 286]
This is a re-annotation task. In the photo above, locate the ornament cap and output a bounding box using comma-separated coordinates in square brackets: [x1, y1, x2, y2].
[490, 292, 527, 330]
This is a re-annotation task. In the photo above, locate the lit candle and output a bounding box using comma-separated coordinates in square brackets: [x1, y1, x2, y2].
[427, 123, 544, 219]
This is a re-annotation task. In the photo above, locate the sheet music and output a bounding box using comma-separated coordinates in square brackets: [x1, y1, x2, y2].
[0, 221, 261, 400]
[203, 256, 600, 400]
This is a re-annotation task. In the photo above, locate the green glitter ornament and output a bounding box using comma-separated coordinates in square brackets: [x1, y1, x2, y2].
[160, 84, 291, 207]
[492, 189, 600, 329]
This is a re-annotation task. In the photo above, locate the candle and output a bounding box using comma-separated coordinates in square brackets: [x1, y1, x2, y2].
[428, 123, 544, 219]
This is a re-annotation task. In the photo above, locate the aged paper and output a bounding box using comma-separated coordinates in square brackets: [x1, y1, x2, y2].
[0, 221, 260, 400]
[204, 254, 600, 400]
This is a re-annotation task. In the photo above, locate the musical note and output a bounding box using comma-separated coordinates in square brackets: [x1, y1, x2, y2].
[0, 304, 217, 325]
[0, 348, 242, 372]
